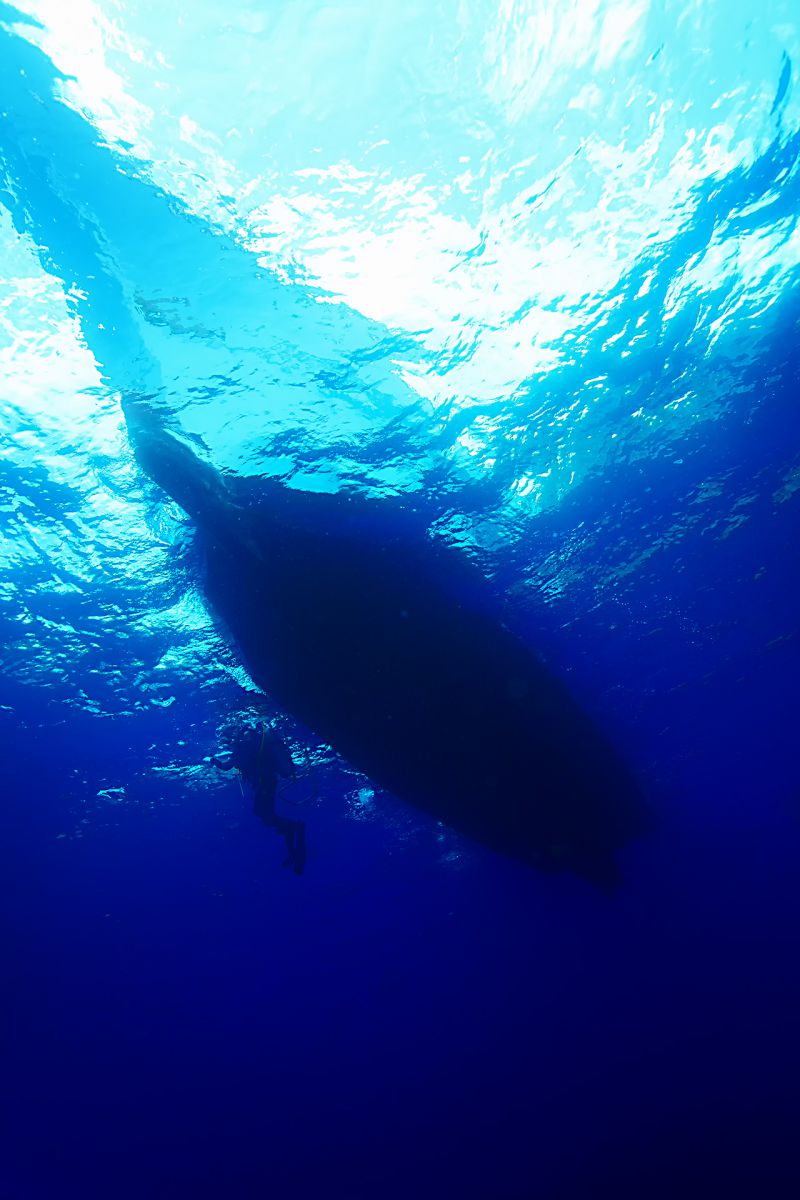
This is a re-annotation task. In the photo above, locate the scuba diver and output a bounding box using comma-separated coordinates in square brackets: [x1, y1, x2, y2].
[212, 721, 306, 875]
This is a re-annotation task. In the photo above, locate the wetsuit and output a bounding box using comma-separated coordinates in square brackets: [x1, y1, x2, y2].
[218, 726, 306, 874]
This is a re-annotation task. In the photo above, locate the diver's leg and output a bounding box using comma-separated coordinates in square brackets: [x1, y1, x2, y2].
[253, 781, 278, 827]
[259, 776, 303, 872]
[275, 816, 295, 868]
[275, 816, 305, 874]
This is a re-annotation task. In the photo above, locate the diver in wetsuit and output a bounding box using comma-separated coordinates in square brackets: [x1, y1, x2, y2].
[213, 722, 306, 874]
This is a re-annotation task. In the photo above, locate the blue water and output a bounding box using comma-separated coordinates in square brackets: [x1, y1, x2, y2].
[1, 1, 799, 1196]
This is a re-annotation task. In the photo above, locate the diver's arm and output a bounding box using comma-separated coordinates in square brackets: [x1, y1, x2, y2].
[209, 753, 236, 771]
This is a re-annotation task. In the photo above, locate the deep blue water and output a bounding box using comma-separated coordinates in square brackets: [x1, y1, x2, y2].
[2, 2, 800, 1197]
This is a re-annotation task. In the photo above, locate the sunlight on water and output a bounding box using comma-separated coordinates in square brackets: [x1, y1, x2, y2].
[6, 2, 799, 478]
[1, 0, 799, 717]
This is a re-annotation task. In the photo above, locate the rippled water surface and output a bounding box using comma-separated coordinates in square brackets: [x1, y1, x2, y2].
[2, 2, 799, 1197]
